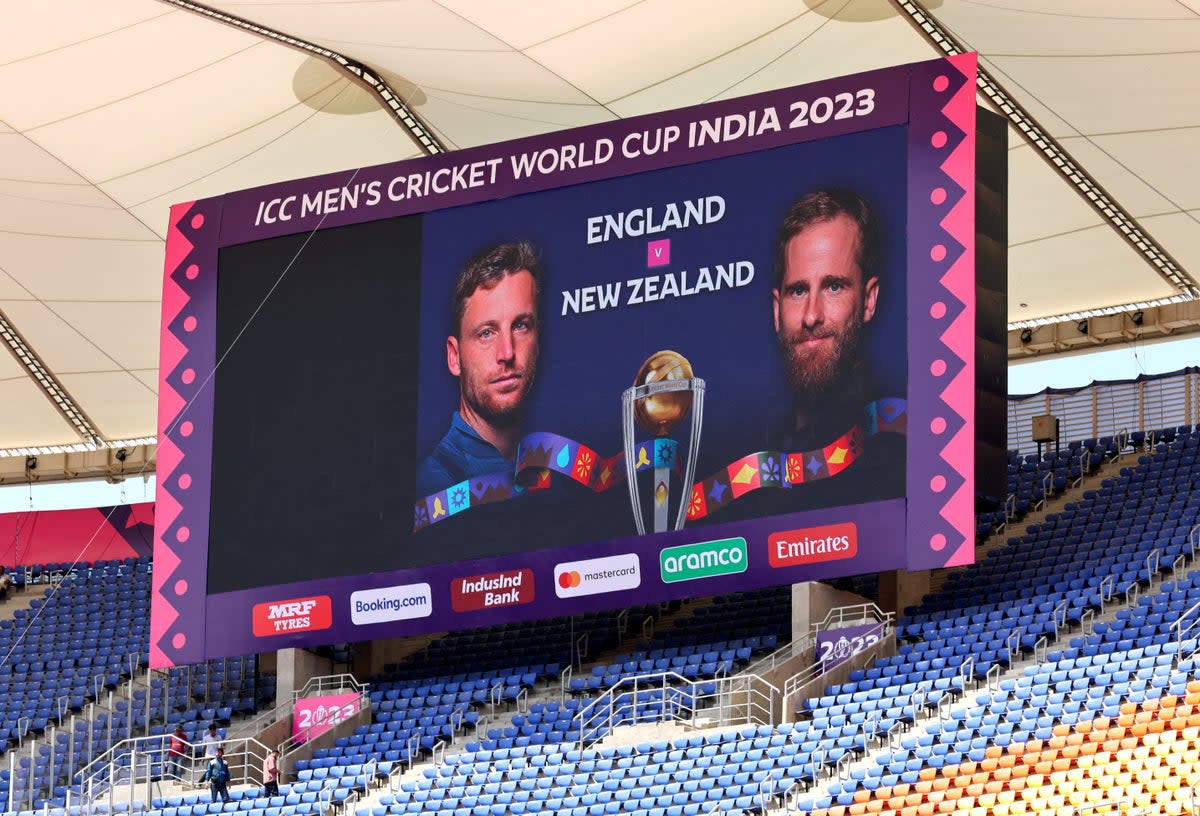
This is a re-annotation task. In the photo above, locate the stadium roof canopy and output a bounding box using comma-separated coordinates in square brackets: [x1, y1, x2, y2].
[1, 0, 1198, 476]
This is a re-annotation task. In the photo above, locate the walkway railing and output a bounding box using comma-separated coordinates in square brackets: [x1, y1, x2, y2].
[574, 671, 778, 747]
[72, 735, 270, 816]
[240, 673, 369, 740]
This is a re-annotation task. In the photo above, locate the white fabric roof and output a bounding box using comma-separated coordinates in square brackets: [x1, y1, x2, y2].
[0, 0, 1196, 450]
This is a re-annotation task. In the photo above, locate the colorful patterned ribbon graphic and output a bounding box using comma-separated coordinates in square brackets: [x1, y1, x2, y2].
[413, 398, 906, 532]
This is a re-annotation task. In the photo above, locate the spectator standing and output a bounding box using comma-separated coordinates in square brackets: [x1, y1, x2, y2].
[262, 749, 280, 797]
[201, 748, 231, 804]
[167, 725, 189, 781]
[200, 724, 221, 760]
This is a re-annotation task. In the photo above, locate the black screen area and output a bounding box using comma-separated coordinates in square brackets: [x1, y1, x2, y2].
[208, 216, 422, 594]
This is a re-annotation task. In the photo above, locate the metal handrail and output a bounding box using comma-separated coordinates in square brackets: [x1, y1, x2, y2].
[302, 673, 367, 697]
[959, 654, 975, 688]
[743, 632, 813, 677]
[809, 748, 827, 785]
[318, 783, 335, 816]
[986, 662, 1002, 693]
[1113, 428, 1129, 461]
[405, 734, 419, 772]
[277, 687, 370, 755]
[1172, 599, 1200, 664]
[1081, 608, 1096, 635]
[1033, 635, 1049, 664]
[76, 734, 271, 816]
[1006, 628, 1023, 661]
[1053, 600, 1069, 635]
[1038, 471, 1053, 509]
[574, 670, 778, 747]
[574, 633, 589, 669]
[1146, 547, 1161, 586]
[812, 602, 895, 634]
[559, 665, 573, 702]
[239, 673, 368, 737]
[616, 608, 629, 641]
[1100, 575, 1115, 611]
[1127, 581, 1141, 610]
[759, 777, 797, 813]
[835, 751, 852, 782]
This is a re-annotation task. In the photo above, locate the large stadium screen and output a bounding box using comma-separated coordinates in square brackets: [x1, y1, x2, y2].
[152, 55, 984, 666]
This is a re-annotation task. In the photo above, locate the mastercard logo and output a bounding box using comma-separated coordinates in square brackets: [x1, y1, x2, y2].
[554, 554, 640, 598]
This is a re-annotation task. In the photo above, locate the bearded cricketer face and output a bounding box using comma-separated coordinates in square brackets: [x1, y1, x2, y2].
[773, 213, 879, 400]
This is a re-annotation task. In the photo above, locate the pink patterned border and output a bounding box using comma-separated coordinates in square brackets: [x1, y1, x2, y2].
[151, 199, 220, 668]
[937, 53, 978, 568]
[905, 53, 978, 571]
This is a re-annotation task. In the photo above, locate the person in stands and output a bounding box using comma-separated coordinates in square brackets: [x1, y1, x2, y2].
[262, 749, 281, 797]
[0, 566, 13, 601]
[167, 724, 189, 781]
[200, 723, 221, 761]
[201, 748, 231, 804]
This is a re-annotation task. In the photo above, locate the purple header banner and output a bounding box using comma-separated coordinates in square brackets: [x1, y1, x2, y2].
[218, 68, 907, 246]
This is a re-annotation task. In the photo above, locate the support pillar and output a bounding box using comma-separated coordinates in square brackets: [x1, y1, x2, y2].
[877, 569, 931, 619]
[275, 649, 332, 704]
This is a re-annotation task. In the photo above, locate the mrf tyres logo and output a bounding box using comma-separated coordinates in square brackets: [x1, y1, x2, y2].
[659, 537, 747, 583]
[252, 595, 332, 636]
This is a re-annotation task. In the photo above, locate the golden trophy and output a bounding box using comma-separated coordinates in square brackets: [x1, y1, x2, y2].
[622, 350, 705, 533]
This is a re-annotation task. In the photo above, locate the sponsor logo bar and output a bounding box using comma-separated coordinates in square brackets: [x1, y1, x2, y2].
[659, 537, 747, 583]
[451, 567, 535, 612]
[554, 553, 641, 598]
[252, 595, 332, 637]
[350, 583, 433, 625]
[768, 521, 858, 568]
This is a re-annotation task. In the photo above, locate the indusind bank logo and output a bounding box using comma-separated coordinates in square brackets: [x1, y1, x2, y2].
[451, 568, 534, 612]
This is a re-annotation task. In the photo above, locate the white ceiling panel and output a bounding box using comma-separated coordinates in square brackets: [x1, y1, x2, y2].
[436, 0, 642, 51]
[1010, 228, 1178, 322]
[0, 300, 124, 374]
[0, 378, 77, 448]
[0, 1, 171, 65]
[0, 11, 255, 133]
[524, 0, 802, 105]
[0, 0, 1197, 451]
[57, 371, 156, 440]
[43, 302, 162, 372]
[0, 233, 163, 302]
